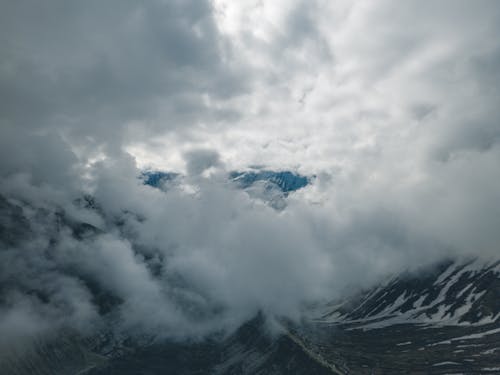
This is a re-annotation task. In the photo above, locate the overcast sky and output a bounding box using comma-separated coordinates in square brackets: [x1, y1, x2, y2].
[1, 0, 500, 344]
[1, 0, 498, 171]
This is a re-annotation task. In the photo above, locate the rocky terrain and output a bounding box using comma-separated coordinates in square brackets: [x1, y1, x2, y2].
[2, 258, 497, 375]
[291, 258, 500, 374]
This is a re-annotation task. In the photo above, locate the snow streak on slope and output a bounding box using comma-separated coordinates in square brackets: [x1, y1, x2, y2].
[314, 259, 500, 330]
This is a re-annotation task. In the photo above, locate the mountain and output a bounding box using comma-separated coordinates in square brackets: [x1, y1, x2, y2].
[292, 259, 500, 374]
[141, 171, 180, 189]
[229, 170, 310, 193]
[2, 257, 498, 374]
[229, 170, 310, 209]
[141, 169, 310, 210]
[142, 169, 310, 194]
[0, 315, 336, 375]
[1, 193, 499, 374]
[86, 315, 336, 375]
[315, 259, 499, 327]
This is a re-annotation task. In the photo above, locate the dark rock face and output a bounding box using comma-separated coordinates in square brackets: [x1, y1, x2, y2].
[0, 335, 105, 375]
[86, 316, 334, 375]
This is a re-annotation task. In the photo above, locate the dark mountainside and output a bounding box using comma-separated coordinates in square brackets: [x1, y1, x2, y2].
[0, 173, 499, 375]
[296, 259, 500, 374]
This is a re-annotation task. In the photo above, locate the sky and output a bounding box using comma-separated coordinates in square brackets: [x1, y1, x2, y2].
[1, 0, 500, 346]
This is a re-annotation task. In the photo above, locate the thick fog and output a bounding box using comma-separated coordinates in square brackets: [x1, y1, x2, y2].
[1, 0, 500, 346]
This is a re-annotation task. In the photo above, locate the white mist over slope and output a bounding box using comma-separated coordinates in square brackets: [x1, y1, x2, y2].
[0, 0, 499, 345]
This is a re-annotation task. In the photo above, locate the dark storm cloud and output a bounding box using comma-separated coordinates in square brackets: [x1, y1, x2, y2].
[0, 0, 246, 154]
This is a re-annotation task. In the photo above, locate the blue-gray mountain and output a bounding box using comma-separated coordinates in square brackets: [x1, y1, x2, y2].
[229, 170, 310, 193]
[141, 171, 179, 188]
[142, 169, 310, 193]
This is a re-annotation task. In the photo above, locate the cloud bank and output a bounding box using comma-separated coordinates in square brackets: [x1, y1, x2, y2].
[0, 0, 499, 345]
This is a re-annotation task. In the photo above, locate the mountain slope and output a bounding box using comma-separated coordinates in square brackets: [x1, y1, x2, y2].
[315, 258, 500, 328]
[1, 193, 499, 374]
[292, 258, 500, 374]
[86, 315, 335, 375]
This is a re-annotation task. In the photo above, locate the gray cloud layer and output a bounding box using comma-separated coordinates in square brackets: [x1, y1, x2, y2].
[1, 0, 500, 347]
[0, 0, 245, 156]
